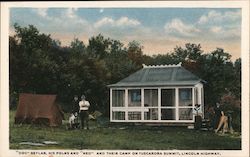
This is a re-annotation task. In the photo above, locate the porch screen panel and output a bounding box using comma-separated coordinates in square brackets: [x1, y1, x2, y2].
[128, 89, 141, 107]
[112, 111, 125, 120]
[179, 108, 193, 120]
[161, 109, 176, 120]
[112, 90, 125, 107]
[161, 89, 175, 106]
[144, 108, 158, 120]
[178, 88, 193, 120]
[144, 89, 158, 107]
[179, 88, 192, 106]
[128, 112, 141, 120]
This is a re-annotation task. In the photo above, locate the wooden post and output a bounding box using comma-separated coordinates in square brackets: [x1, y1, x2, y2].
[176, 88, 179, 121]
[192, 87, 195, 122]
[158, 88, 161, 121]
[141, 88, 144, 121]
[125, 88, 128, 121]
[110, 88, 112, 121]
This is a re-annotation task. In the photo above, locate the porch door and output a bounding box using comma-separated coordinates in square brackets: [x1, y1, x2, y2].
[161, 89, 176, 120]
[178, 88, 193, 121]
[144, 89, 158, 120]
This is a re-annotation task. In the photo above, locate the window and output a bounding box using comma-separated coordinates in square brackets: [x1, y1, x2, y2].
[128, 112, 141, 120]
[128, 89, 141, 107]
[179, 88, 192, 106]
[131, 90, 141, 102]
[112, 90, 125, 107]
[180, 88, 192, 100]
[144, 89, 158, 107]
[112, 111, 125, 120]
[161, 89, 175, 107]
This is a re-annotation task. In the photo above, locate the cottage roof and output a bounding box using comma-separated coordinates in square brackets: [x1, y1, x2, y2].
[108, 63, 203, 87]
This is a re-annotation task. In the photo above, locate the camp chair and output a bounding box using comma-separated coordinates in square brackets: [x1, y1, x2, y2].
[89, 111, 103, 120]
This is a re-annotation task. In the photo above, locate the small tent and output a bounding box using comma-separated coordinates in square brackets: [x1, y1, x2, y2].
[15, 93, 64, 126]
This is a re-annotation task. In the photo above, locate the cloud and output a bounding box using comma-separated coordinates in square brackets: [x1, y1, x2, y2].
[66, 8, 78, 19]
[164, 9, 241, 41]
[32, 8, 89, 33]
[210, 26, 222, 33]
[198, 10, 241, 25]
[116, 17, 141, 26]
[198, 10, 221, 24]
[94, 16, 141, 28]
[210, 26, 240, 39]
[164, 18, 200, 37]
[197, 10, 241, 39]
[36, 8, 48, 18]
[198, 15, 208, 24]
[94, 17, 114, 28]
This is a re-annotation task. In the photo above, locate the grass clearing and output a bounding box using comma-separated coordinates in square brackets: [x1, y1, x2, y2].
[9, 110, 241, 150]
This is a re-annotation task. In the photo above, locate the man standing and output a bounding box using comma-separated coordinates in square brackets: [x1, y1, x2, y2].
[79, 95, 90, 130]
[213, 102, 222, 129]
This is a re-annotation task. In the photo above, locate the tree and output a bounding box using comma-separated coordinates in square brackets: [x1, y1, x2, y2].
[10, 24, 241, 120]
[70, 38, 86, 55]
[197, 48, 235, 105]
[87, 34, 111, 58]
[10, 23, 57, 94]
[127, 40, 144, 66]
[230, 58, 241, 99]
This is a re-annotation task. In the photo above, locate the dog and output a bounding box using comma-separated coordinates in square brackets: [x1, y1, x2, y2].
[68, 112, 80, 129]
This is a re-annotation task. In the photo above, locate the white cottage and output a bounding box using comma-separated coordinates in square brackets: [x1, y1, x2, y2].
[108, 63, 205, 125]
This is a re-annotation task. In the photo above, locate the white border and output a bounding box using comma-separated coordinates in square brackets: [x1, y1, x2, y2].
[1, 1, 249, 157]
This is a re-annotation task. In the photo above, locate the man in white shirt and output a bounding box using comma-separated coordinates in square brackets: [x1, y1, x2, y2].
[79, 95, 90, 129]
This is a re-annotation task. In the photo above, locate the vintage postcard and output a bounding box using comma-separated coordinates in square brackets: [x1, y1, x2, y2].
[0, 1, 249, 157]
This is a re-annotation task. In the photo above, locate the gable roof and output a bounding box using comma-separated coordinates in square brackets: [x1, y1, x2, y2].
[108, 63, 203, 87]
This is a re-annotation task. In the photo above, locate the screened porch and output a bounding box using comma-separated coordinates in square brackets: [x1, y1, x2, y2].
[110, 85, 204, 122]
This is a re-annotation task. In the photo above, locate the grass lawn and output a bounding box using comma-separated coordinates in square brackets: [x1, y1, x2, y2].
[9, 110, 241, 150]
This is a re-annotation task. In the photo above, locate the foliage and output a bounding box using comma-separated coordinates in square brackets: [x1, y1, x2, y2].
[9, 24, 241, 120]
[220, 92, 241, 131]
[9, 110, 241, 150]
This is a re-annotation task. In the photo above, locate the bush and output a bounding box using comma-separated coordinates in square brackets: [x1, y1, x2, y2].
[220, 93, 241, 131]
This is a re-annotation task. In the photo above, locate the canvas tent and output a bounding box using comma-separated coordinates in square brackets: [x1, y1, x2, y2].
[15, 93, 64, 126]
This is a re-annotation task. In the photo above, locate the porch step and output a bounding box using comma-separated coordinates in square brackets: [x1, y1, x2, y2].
[193, 117, 211, 130]
[138, 122, 194, 127]
[201, 119, 210, 128]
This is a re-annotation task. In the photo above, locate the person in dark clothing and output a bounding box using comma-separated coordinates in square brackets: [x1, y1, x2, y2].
[213, 102, 222, 129]
[72, 95, 79, 114]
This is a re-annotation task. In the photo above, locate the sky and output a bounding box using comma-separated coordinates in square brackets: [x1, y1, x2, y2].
[10, 8, 241, 61]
